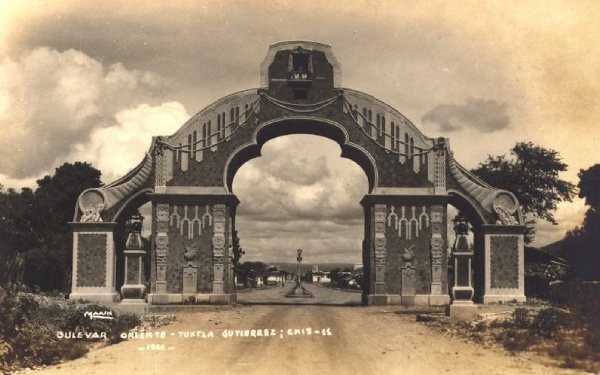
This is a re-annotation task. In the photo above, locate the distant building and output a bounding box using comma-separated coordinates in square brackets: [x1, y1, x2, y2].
[312, 265, 331, 284]
[235, 270, 264, 289]
[265, 264, 289, 284]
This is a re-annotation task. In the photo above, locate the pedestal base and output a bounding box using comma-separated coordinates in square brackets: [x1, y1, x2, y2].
[366, 294, 446, 306]
[428, 294, 451, 306]
[117, 299, 148, 315]
[121, 284, 146, 299]
[447, 302, 479, 322]
[370, 294, 389, 305]
[209, 294, 236, 305]
[401, 295, 416, 306]
[147, 293, 236, 305]
[483, 294, 527, 304]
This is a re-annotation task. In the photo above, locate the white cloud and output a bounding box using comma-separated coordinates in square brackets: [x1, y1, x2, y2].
[69, 101, 189, 182]
[0, 47, 166, 182]
[233, 135, 369, 262]
[532, 198, 587, 247]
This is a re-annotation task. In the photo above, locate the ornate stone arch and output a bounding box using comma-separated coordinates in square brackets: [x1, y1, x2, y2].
[70, 40, 526, 306]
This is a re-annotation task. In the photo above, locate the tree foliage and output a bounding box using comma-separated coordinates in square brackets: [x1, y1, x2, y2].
[561, 164, 600, 281]
[231, 230, 245, 266]
[0, 162, 102, 290]
[472, 142, 576, 242]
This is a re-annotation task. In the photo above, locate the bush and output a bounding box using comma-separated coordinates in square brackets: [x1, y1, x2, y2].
[533, 307, 565, 338]
[0, 285, 141, 371]
[109, 314, 141, 344]
[61, 304, 141, 343]
[512, 308, 531, 329]
[0, 285, 91, 371]
[496, 328, 536, 352]
[62, 304, 116, 338]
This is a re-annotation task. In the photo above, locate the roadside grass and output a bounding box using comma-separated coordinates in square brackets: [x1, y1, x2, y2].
[419, 304, 599, 373]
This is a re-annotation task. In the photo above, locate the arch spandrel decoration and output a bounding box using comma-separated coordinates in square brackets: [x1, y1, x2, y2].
[70, 41, 526, 306]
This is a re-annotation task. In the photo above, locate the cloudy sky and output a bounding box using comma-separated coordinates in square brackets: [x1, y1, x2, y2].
[1, 1, 598, 263]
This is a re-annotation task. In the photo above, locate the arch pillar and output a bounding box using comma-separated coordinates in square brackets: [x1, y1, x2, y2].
[147, 190, 238, 305]
[69, 222, 120, 303]
[361, 193, 450, 306]
[480, 224, 526, 303]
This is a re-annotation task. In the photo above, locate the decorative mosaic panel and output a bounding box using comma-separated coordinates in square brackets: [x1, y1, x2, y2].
[76, 233, 107, 287]
[490, 235, 519, 289]
[126, 257, 140, 284]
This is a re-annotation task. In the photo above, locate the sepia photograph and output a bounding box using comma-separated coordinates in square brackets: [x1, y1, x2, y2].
[0, 1, 598, 374]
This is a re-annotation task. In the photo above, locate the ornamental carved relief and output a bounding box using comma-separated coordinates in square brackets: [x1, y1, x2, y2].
[433, 144, 446, 190]
[155, 204, 170, 284]
[155, 151, 166, 186]
[78, 190, 105, 222]
[387, 205, 430, 240]
[156, 205, 169, 221]
[493, 192, 520, 225]
[494, 205, 519, 225]
[402, 244, 416, 268]
[374, 204, 387, 267]
[430, 205, 445, 294]
[212, 204, 227, 274]
[169, 205, 213, 239]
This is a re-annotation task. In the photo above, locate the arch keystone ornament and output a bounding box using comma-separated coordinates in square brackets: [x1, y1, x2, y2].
[70, 41, 526, 305]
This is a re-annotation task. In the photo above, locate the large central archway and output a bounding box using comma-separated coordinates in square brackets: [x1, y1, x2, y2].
[231, 133, 368, 305]
[224, 117, 378, 194]
[69, 41, 526, 306]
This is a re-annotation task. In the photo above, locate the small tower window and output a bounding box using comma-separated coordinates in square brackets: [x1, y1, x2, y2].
[288, 49, 313, 80]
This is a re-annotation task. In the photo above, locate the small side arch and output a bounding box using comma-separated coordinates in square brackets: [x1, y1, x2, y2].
[111, 188, 153, 224]
[447, 189, 489, 227]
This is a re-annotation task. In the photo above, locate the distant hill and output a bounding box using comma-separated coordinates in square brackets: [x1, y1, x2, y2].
[541, 240, 564, 258]
[525, 246, 568, 265]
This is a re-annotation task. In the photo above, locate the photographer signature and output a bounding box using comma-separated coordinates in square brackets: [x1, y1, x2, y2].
[84, 310, 114, 320]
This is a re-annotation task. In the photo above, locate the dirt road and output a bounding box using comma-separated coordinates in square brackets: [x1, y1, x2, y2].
[36, 299, 584, 374]
[236, 282, 361, 304]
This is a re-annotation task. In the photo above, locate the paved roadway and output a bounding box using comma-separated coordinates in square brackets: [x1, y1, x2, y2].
[236, 283, 361, 305]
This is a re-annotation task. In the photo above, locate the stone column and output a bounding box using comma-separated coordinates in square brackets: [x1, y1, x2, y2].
[481, 224, 526, 303]
[429, 205, 450, 305]
[208, 199, 237, 304]
[120, 213, 146, 302]
[212, 204, 226, 294]
[154, 203, 170, 294]
[69, 222, 120, 303]
[450, 215, 474, 304]
[400, 259, 416, 305]
[372, 204, 388, 304]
